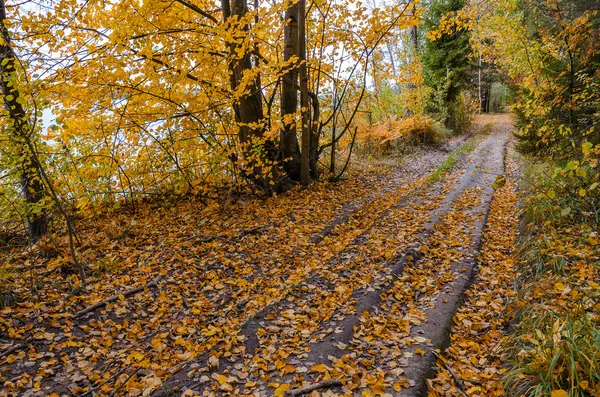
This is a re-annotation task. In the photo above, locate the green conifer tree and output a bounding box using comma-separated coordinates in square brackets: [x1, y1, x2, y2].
[422, 0, 473, 132]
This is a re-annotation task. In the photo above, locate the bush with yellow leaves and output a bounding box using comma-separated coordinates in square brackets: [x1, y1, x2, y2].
[357, 115, 445, 155]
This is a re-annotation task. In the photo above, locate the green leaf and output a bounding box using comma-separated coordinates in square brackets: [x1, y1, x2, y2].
[565, 160, 579, 171]
[547, 189, 556, 199]
[492, 175, 506, 190]
[560, 207, 571, 217]
[575, 167, 587, 178]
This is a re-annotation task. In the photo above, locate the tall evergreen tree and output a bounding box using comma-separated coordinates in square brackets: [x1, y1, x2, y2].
[422, 0, 473, 132]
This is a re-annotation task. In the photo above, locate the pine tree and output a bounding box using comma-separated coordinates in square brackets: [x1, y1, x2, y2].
[422, 0, 473, 132]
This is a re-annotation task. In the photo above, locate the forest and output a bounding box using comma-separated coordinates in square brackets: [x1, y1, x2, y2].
[0, 0, 598, 396]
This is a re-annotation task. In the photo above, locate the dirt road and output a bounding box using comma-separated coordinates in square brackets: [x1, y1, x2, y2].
[0, 115, 515, 397]
[156, 115, 513, 396]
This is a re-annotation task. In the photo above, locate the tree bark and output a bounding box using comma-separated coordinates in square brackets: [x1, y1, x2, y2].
[329, 93, 337, 174]
[308, 90, 319, 180]
[221, 0, 284, 192]
[280, 2, 302, 180]
[227, 0, 266, 144]
[410, 3, 418, 51]
[298, 0, 310, 186]
[478, 53, 482, 113]
[0, 0, 48, 242]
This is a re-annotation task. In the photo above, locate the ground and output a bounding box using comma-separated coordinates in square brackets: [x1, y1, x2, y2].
[0, 114, 521, 396]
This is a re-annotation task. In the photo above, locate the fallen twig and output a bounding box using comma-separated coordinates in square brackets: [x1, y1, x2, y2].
[433, 351, 468, 397]
[108, 368, 139, 397]
[75, 276, 160, 318]
[460, 377, 483, 386]
[0, 338, 32, 359]
[39, 266, 60, 278]
[79, 366, 130, 397]
[285, 379, 342, 396]
[0, 344, 20, 360]
[188, 235, 234, 244]
[240, 224, 270, 236]
[181, 293, 190, 309]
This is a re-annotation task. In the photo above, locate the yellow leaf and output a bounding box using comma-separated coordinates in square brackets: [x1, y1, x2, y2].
[370, 381, 386, 395]
[118, 294, 125, 302]
[580, 380, 588, 390]
[281, 364, 296, 376]
[311, 363, 328, 373]
[220, 382, 233, 391]
[274, 384, 290, 396]
[275, 360, 286, 369]
[216, 374, 228, 384]
[551, 391, 569, 397]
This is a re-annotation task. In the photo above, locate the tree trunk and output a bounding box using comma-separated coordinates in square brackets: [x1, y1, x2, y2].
[478, 53, 482, 114]
[0, 0, 48, 242]
[280, 2, 302, 180]
[222, 0, 284, 192]
[298, 0, 310, 186]
[227, 0, 266, 144]
[329, 93, 337, 174]
[410, 3, 418, 51]
[308, 91, 319, 180]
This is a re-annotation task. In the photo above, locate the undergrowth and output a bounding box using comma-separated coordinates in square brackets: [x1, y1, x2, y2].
[504, 159, 600, 397]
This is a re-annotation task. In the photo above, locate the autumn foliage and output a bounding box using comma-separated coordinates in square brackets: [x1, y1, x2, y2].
[0, 0, 598, 396]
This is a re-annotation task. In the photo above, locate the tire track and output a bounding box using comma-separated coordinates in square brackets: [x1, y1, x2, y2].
[262, 122, 510, 395]
[156, 127, 504, 395]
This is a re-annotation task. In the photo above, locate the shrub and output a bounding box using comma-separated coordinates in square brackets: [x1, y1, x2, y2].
[357, 115, 445, 155]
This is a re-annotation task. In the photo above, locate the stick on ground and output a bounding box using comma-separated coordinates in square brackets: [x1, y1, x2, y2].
[80, 366, 130, 397]
[0, 337, 32, 359]
[285, 379, 342, 396]
[108, 368, 139, 397]
[433, 351, 468, 397]
[75, 276, 160, 318]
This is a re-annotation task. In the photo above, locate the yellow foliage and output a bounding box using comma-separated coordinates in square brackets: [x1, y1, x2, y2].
[358, 115, 438, 152]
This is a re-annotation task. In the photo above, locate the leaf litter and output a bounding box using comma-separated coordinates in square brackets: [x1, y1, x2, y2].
[0, 116, 533, 397]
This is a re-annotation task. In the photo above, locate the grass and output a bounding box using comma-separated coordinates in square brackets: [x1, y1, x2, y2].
[427, 136, 479, 183]
[502, 159, 600, 396]
[505, 305, 600, 397]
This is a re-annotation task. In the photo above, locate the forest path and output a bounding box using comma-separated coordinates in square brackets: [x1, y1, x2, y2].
[0, 116, 513, 397]
[156, 115, 512, 396]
